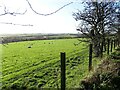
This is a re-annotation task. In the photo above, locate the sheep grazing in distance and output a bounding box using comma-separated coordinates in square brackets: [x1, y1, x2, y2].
[28, 46, 32, 48]
[27, 43, 34, 48]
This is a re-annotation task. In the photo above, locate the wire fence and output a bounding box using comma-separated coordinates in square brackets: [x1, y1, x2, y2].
[59, 38, 120, 89]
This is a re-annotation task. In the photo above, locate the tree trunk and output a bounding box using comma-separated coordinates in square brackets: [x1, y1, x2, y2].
[93, 39, 101, 57]
[118, 30, 120, 46]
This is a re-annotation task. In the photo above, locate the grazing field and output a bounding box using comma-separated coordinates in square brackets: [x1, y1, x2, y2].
[1, 38, 99, 89]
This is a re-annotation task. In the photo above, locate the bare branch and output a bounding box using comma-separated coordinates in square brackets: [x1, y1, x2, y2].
[26, 0, 73, 16]
[0, 22, 33, 26]
[0, 0, 73, 16]
[0, 1, 73, 26]
[76, 27, 90, 38]
[0, 6, 27, 16]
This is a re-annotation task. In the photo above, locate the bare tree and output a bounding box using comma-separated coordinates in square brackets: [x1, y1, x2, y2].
[112, 3, 120, 43]
[73, 1, 118, 57]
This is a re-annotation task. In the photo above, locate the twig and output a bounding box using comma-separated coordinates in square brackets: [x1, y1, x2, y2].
[0, 6, 27, 16]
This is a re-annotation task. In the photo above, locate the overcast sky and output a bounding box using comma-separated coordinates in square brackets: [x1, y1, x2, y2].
[0, 0, 84, 34]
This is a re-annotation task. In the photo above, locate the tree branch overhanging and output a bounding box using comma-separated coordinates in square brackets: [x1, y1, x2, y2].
[0, 0, 74, 26]
[26, 0, 73, 16]
[0, 6, 27, 16]
[0, 0, 74, 16]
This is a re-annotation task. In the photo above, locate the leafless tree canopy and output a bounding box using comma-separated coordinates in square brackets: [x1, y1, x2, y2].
[73, 1, 120, 57]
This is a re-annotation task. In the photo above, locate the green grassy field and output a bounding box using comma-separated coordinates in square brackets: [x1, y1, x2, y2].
[1, 38, 99, 89]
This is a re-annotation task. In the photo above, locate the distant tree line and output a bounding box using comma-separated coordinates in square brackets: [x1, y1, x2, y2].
[1, 34, 81, 44]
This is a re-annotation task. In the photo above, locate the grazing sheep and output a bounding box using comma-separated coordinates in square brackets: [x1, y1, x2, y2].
[28, 46, 32, 48]
[27, 43, 34, 48]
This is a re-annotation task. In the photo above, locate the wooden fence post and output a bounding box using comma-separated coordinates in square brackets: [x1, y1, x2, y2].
[116, 38, 119, 47]
[117, 38, 119, 47]
[107, 39, 110, 55]
[114, 39, 115, 49]
[115, 39, 117, 48]
[101, 41, 103, 57]
[104, 39, 107, 52]
[89, 44, 92, 71]
[61, 52, 66, 90]
[111, 40, 113, 52]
